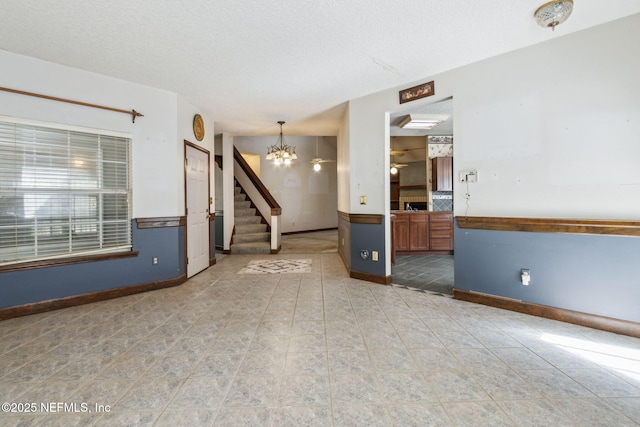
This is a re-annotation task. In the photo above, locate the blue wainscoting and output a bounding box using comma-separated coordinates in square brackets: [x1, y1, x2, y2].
[0, 219, 186, 310]
[338, 211, 388, 284]
[454, 222, 640, 324]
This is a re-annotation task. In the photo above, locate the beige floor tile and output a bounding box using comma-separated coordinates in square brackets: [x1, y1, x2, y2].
[0, 252, 637, 426]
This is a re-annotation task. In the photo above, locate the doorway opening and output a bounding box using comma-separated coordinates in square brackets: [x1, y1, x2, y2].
[388, 97, 455, 295]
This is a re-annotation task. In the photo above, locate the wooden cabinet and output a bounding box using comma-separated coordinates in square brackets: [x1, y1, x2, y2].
[429, 212, 454, 250]
[390, 171, 400, 211]
[393, 213, 410, 251]
[432, 157, 453, 191]
[409, 213, 429, 250]
[392, 211, 453, 253]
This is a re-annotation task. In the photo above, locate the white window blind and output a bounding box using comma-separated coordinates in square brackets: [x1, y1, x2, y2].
[0, 118, 132, 266]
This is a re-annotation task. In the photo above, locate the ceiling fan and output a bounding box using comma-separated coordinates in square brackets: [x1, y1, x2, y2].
[310, 136, 335, 171]
[390, 159, 408, 174]
[390, 137, 407, 157]
[390, 149, 407, 157]
[390, 137, 408, 174]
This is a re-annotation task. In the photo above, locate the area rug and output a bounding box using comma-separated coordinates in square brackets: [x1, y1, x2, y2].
[238, 259, 312, 274]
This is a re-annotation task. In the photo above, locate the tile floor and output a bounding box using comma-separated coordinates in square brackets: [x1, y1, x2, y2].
[1, 253, 639, 426]
[392, 254, 454, 295]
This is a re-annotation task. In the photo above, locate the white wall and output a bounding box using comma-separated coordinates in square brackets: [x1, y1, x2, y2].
[337, 108, 351, 212]
[0, 50, 182, 218]
[348, 14, 640, 221]
[214, 134, 224, 212]
[234, 135, 338, 233]
[448, 17, 640, 219]
[177, 96, 215, 215]
[222, 133, 235, 250]
[345, 14, 640, 276]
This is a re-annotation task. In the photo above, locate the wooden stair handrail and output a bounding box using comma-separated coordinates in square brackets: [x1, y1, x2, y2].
[233, 147, 281, 215]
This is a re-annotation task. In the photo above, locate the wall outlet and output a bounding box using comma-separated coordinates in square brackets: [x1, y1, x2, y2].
[521, 269, 530, 286]
[152, 257, 158, 265]
[360, 195, 367, 205]
[372, 251, 378, 261]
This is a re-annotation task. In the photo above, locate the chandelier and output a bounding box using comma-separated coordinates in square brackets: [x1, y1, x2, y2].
[266, 121, 297, 165]
[534, 0, 573, 31]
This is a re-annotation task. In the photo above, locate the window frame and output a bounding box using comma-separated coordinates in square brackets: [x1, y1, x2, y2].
[0, 115, 134, 268]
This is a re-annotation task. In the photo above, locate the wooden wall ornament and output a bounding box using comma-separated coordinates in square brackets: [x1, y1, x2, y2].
[193, 114, 205, 141]
[399, 81, 435, 104]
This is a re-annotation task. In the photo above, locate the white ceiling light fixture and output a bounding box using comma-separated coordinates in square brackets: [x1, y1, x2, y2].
[266, 121, 297, 165]
[534, 0, 573, 31]
[398, 114, 448, 130]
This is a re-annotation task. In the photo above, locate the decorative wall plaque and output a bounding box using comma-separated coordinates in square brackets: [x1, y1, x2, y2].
[399, 81, 434, 104]
[193, 114, 204, 141]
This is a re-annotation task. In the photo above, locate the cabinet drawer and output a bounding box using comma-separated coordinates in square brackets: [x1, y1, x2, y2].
[430, 221, 452, 231]
[430, 238, 453, 251]
[430, 213, 453, 222]
[430, 229, 452, 239]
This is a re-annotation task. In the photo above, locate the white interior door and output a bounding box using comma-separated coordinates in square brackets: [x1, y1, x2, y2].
[186, 144, 210, 278]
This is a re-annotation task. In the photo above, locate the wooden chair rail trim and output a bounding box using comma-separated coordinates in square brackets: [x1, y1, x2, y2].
[0, 251, 139, 273]
[337, 211, 384, 225]
[456, 216, 640, 237]
[136, 216, 186, 229]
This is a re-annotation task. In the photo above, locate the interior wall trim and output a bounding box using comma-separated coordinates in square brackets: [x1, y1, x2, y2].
[0, 274, 187, 321]
[337, 211, 384, 225]
[456, 216, 640, 237]
[282, 227, 338, 236]
[136, 216, 186, 229]
[453, 288, 640, 339]
[0, 250, 139, 273]
[350, 269, 392, 285]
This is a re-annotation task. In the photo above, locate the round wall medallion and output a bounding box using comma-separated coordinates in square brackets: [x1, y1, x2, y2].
[193, 114, 204, 141]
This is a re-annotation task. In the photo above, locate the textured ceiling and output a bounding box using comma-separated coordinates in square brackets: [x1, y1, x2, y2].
[1, 1, 639, 137]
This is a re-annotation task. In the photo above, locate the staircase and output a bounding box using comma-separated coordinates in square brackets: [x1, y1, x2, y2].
[231, 185, 271, 254]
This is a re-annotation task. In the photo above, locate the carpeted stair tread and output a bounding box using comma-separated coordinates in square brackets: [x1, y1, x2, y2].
[235, 215, 262, 225]
[232, 183, 272, 254]
[231, 241, 271, 254]
[234, 200, 251, 209]
[235, 223, 268, 234]
[233, 232, 270, 244]
[235, 208, 256, 217]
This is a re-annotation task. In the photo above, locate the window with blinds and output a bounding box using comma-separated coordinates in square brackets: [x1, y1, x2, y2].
[0, 118, 132, 266]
